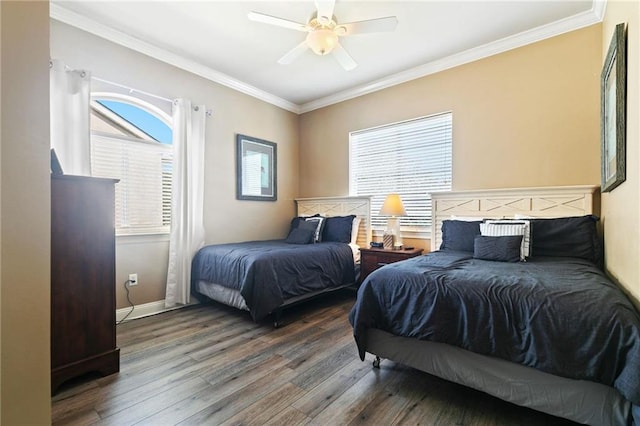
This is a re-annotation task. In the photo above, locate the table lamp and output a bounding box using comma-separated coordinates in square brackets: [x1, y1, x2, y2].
[379, 193, 406, 249]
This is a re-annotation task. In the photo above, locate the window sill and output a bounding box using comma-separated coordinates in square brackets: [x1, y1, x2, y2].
[116, 233, 170, 244]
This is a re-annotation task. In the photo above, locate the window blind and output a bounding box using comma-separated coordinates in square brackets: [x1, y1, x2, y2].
[91, 134, 173, 235]
[350, 112, 452, 230]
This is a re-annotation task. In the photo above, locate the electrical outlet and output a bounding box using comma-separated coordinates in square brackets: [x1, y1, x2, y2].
[129, 273, 138, 286]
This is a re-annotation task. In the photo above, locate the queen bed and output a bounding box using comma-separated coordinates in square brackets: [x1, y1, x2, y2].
[349, 186, 640, 425]
[192, 196, 371, 326]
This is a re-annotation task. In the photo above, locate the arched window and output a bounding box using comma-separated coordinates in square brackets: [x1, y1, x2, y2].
[90, 93, 173, 235]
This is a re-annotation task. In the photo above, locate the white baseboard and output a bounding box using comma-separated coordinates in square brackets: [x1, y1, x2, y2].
[116, 299, 198, 323]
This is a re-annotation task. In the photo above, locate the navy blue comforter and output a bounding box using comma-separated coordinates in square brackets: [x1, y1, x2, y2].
[349, 250, 640, 405]
[192, 240, 355, 320]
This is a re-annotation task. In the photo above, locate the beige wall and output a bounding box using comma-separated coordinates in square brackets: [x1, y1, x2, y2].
[300, 25, 602, 194]
[601, 1, 640, 305]
[0, 1, 52, 423]
[51, 21, 299, 309]
[299, 25, 602, 251]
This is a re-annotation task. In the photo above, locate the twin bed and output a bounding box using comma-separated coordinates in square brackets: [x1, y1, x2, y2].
[349, 185, 640, 426]
[191, 196, 371, 326]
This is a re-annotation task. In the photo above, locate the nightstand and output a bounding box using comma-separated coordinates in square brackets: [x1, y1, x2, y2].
[359, 247, 424, 284]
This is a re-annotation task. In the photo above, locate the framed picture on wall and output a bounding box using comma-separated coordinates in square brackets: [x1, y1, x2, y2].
[236, 134, 277, 201]
[600, 22, 627, 193]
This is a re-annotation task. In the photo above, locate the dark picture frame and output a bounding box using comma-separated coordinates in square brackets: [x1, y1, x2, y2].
[601, 22, 627, 192]
[236, 134, 277, 201]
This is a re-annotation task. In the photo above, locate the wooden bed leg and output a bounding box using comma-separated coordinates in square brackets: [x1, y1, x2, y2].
[373, 356, 381, 369]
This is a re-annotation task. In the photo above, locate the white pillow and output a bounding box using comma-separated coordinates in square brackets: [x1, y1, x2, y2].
[480, 220, 531, 260]
[350, 217, 361, 245]
[305, 216, 325, 243]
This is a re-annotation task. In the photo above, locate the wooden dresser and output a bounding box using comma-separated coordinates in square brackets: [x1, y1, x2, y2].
[51, 175, 120, 393]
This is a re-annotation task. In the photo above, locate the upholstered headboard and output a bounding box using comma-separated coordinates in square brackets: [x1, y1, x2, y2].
[430, 185, 600, 252]
[295, 196, 372, 248]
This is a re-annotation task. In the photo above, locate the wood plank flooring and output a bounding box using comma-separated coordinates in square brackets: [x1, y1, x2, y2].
[52, 290, 577, 425]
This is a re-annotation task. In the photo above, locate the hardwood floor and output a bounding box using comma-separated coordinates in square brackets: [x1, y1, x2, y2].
[52, 290, 577, 425]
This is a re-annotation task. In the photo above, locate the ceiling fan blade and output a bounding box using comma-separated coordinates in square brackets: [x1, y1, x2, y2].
[332, 43, 357, 71]
[278, 41, 309, 65]
[314, 0, 335, 25]
[338, 16, 398, 36]
[248, 11, 310, 32]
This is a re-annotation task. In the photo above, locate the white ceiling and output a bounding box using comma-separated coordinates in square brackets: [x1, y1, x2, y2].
[51, 1, 603, 113]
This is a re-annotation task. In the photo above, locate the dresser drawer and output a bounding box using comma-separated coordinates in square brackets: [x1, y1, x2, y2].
[359, 247, 424, 284]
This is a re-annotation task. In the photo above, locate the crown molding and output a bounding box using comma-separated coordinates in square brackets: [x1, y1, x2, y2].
[299, 5, 604, 113]
[51, 2, 604, 116]
[50, 4, 301, 114]
[592, 0, 607, 21]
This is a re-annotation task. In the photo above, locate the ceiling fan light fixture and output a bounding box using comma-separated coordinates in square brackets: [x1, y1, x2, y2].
[306, 28, 339, 55]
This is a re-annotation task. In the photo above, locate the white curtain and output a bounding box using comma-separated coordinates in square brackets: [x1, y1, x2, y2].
[165, 99, 206, 307]
[50, 59, 91, 175]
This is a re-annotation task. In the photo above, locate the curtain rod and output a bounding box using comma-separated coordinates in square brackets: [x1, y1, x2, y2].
[91, 76, 173, 104]
[53, 61, 213, 117]
[92, 76, 213, 117]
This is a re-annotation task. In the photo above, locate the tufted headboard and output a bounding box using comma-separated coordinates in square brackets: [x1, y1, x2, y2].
[430, 185, 600, 252]
[295, 196, 372, 248]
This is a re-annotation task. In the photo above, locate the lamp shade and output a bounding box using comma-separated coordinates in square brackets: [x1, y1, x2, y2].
[379, 193, 407, 216]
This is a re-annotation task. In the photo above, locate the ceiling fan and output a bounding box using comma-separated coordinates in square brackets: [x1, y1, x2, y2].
[248, 0, 398, 71]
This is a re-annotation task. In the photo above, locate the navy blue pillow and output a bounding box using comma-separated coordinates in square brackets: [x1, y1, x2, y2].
[289, 214, 320, 231]
[322, 215, 355, 243]
[473, 235, 523, 263]
[529, 215, 602, 267]
[440, 220, 482, 252]
[286, 220, 316, 244]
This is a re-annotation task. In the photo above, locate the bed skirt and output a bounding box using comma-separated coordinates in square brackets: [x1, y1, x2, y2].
[365, 328, 637, 426]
